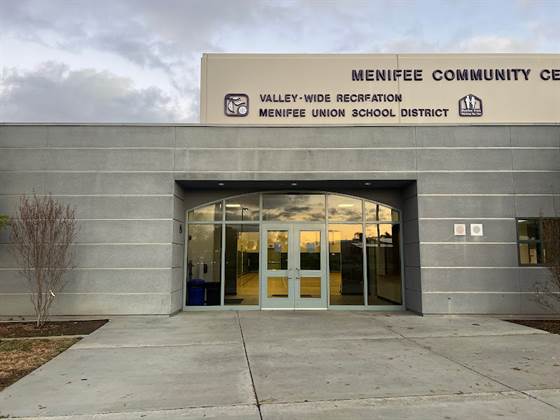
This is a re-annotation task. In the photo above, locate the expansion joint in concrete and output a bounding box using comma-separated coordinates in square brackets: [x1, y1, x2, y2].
[236, 311, 263, 420]
[393, 331, 560, 413]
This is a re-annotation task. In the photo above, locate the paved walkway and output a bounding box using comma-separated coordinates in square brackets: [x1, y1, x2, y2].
[1, 312, 560, 419]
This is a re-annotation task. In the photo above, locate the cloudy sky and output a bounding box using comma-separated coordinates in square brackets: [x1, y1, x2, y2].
[1, 0, 559, 123]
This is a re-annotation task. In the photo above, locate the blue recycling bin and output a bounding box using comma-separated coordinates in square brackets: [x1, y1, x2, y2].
[187, 279, 205, 305]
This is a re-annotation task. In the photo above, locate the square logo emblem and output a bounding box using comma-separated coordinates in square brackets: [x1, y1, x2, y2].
[224, 94, 249, 117]
[458, 94, 483, 117]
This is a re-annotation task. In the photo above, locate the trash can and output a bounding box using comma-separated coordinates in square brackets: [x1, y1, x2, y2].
[205, 282, 221, 306]
[187, 279, 205, 306]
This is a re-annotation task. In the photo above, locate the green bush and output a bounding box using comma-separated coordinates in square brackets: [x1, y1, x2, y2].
[0, 214, 8, 231]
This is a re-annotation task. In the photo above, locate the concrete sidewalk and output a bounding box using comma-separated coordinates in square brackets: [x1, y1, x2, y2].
[1, 312, 560, 419]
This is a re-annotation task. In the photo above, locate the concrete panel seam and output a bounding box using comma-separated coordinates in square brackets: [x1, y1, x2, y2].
[420, 217, 515, 220]
[422, 266, 543, 269]
[421, 242, 517, 245]
[419, 193, 560, 197]
[175, 169, 560, 173]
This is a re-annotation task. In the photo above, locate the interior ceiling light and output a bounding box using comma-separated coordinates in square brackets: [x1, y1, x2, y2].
[338, 203, 354, 208]
[218, 182, 225, 186]
[364, 182, 372, 186]
[291, 182, 298, 186]
[226, 204, 241, 208]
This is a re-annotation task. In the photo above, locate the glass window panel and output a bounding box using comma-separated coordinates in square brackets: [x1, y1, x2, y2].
[365, 202, 399, 222]
[268, 277, 289, 298]
[517, 219, 540, 241]
[225, 194, 260, 221]
[263, 193, 325, 221]
[300, 230, 321, 270]
[186, 224, 222, 306]
[300, 277, 321, 298]
[519, 242, 542, 265]
[328, 224, 364, 305]
[188, 202, 223, 222]
[267, 230, 289, 270]
[224, 225, 259, 305]
[366, 224, 402, 305]
[328, 195, 363, 222]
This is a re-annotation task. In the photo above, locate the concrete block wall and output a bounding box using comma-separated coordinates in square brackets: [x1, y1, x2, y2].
[1, 124, 558, 315]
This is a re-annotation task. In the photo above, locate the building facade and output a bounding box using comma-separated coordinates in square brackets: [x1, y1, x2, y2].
[1, 123, 559, 315]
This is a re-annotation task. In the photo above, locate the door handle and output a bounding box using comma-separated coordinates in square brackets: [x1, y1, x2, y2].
[287, 268, 294, 280]
[295, 268, 301, 280]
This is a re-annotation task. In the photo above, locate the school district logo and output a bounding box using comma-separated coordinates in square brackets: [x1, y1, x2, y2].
[224, 94, 249, 117]
[458, 94, 483, 117]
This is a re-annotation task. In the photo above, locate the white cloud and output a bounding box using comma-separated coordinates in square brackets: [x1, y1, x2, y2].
[456, 35, 536, 53]
[0, 62, 185, 122]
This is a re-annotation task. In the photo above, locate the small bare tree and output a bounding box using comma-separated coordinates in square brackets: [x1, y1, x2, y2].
[536, 218, 560, 312]
[10, 194, 78, 327]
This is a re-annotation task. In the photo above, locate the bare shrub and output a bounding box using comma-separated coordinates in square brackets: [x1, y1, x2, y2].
[10, 194, 78, 327]
[536, 218, 560, 312]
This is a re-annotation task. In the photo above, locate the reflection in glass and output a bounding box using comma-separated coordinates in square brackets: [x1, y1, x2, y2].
[328, 195, 362, 222]
[268, 277, 289, 298]
[366, 224, 402, 305]
[263, 193, 325, 221]
[225, 194, 260, 221]
[365, 202, 399, 222]
[267, 230, 289, 270]
[300, 231, 321, 270]
[300, 277, 321, 298]
[328, 224, 364, 305]
[519, 242, 542, 265]
[188, 202, 223, 222]
[225, 225, 259, 305]
[186, 224, 221, 306]
[517, 219, 539, 241]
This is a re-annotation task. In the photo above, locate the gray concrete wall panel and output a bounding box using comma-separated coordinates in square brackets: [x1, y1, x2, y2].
[513, 173, 560, 194]
[420, 243, 518, 267]
[0, 125, 48, 147]
[47, 149, 174, 171]
[0, 149, 49, 171]
[415, 126, 510, 147]
[176, 148, 417, 173]
[514, 196, 556, 217]
[46, 125, 175, 147]
[417, 149, 512, 171]
[510, 126, 560, 147]
[419, 196, 515, 219]
[512, 149, 560, 170]
[422, 292, 521, 314]
[0, 195, 173, 219]
[417, 173, 514, 194]
[44, 173, 174, 195]
[176, 126, 416, 148]
[1, 293, 171, 316]
[422, 267, 552, 293]
[419, 219, 517, 243]
[1, 269, 172, 294]
[0, 244, 172, 269]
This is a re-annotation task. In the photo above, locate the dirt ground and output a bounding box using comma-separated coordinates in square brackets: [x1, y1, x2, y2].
[0, 338, 79, 390]
[0, 320, 107, 338]
[509, 319, 560, 335]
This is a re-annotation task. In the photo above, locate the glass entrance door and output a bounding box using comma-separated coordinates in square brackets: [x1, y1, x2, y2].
[261, 224, 327, 309]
